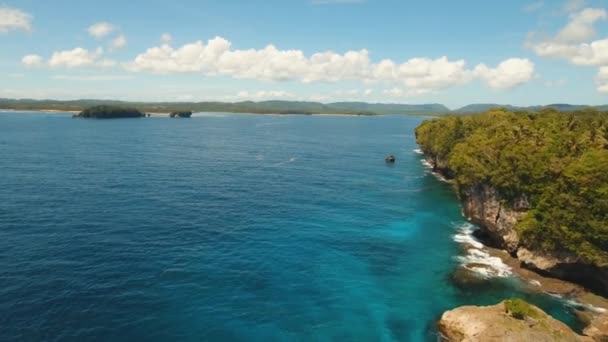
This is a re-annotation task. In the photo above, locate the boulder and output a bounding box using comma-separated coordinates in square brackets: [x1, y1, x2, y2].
[385, 155, 396, 163]
[438, 300, 591, 341]
[169, 111, 193, 118]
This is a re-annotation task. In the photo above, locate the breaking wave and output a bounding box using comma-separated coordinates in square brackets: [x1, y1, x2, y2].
[453, 223, 512, 278]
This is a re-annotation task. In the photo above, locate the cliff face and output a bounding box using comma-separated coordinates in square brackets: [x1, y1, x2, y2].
[438, 301, 593, 342]
[459, 184, 526, 254]
[425, 155, 608, 297]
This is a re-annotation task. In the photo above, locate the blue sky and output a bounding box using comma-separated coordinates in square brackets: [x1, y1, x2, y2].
[1, 0, 607, 108]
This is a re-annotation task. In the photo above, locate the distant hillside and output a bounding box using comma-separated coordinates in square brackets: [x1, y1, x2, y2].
[1, 98, 606, 115]
[0, 98, 449, 115]
[453, 103, 600, 114]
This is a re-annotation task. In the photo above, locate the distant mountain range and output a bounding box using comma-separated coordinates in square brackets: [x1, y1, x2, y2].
[452, 103, 608, 114]
[0, 98, 606, 115]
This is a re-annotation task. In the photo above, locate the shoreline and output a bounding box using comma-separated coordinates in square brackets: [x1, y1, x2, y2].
[419, 151, 608, 336]
[0, 108, 440, 117]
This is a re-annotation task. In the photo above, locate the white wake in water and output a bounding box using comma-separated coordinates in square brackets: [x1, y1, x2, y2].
[269, 157, 296, 167]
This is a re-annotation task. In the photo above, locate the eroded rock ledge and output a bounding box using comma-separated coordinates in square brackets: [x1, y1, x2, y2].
[438, 300, 606, 341]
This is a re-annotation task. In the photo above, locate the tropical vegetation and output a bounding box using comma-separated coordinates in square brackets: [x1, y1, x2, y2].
[76, 105, 145, 118]
[415, 108, 608, 266]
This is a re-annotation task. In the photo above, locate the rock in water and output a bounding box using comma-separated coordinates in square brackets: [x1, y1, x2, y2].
[169, 111, 193, 118]
[385, 155, 396, 163]
[438, 300, 592, 341]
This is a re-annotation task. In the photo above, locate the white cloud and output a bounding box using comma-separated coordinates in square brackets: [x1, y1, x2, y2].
[27, 35, 533, 95]
[48, 47, 105, 68]
[544, 79, 566, 87]
[124, 36, 505, 94]
[110, 35, 127, 49]
[523, 1, 544, 13]
[526, 6, 608, 94]
[0, 6, 32, 33]
[474, 58, 535, 89]
[564, 0, 586, 12]
[22, 54, 43, 67]
[87, 22, 115, 39]
[382, 87, 432, 97]
[526, 7, 607, 65]
[52, 74, 133, 81]
[555, 8, 606, 43]
[596, 66, 608, 93]
[161, 33, 172, 44]
[236, 90, 295, 100]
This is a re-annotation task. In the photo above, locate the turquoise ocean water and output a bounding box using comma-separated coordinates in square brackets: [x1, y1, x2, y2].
[0, 112, 581, 341]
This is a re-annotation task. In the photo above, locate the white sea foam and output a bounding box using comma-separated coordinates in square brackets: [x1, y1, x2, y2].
[456, 249, 512, 278]
[453, 224, 484, 249]
[420, 159, 451, 183]
[453, 223, 512, 278]
[564, 299, 608, 314]
[413, 149, 424, 155]
[545, 292, 563, 299]
[420, 159, 433, 169]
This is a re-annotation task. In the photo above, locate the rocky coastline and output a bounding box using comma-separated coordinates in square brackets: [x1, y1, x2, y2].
[438, 300, 607, 341]
[425, 154, 608, 297]
[423, 154, 608, 340]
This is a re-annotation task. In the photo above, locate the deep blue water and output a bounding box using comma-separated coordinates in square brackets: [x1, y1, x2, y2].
[0, 112, 581, 341]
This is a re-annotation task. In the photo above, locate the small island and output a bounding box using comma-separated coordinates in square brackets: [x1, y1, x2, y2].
[74, 105, 145, 119]
[169, 111, 193, 118]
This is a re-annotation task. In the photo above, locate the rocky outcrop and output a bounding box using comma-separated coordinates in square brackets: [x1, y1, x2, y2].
[385, 155, 396, 163]
[424, 155, 608, 297]
[517, 248, 608, 298]
[459, 184, 527, 254]
[438, 301, 591, 342]
[585, 314, 608, 341]
[169, 111, 193, 118]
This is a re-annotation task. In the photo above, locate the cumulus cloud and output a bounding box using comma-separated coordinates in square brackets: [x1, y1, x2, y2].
[161, 33, 172, 44]
[48, 47, 111, 68]
[527, 8, 608, 65]
[555, 8, 606, 43]
[110, 35, 127, 49]
[28, 35, 533, 95]
[22, 54, 43, 67]
[474, 58, 535, 89]
[87, 22, 115, 38]
[544, 79, 566, 87]
[0, 6, 32, 33]
[236, 90, 295, 100]
[52, 74, 133, 81]
[124, 36, 511, 94]
[596, 67, 608, 93]
[527, 7, 608, 93]
[564, 0, 586, 12]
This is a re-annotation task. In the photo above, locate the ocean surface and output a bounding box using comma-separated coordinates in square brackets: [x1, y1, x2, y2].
[0, 112, 582, 341]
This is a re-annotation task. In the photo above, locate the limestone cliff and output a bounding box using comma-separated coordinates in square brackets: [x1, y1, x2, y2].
[424, 155, 608, 297]
[459, 183, 526, 253]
